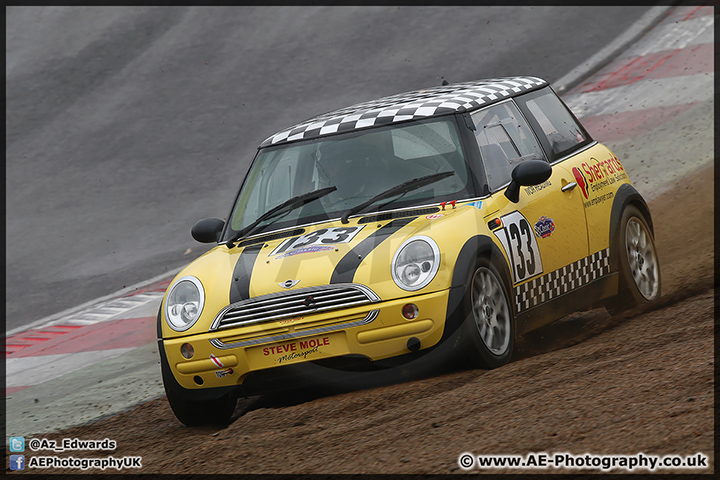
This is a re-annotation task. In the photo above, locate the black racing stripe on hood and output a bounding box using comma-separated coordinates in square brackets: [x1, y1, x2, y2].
[330, 216, 417, 284]
[230, 243, 264, 304]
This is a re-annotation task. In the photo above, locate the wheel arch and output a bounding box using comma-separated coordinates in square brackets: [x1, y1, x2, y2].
[442, 234, 514, 343]
[157, 304, 163, 339]
[608, 184, 653, 273]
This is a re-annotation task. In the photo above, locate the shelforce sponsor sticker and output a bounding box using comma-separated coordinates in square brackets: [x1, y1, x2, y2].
[572, 155, 626, 200]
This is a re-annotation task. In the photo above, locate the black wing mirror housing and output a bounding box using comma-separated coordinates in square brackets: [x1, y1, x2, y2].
[504, 160, 552, 203]
[191, 217, 225, 243]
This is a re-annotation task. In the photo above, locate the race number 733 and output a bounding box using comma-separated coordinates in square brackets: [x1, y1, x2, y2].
[493, 211, 543, 284]
[271, 226, 365, 255]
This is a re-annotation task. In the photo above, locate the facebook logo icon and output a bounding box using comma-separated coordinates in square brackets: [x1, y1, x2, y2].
[10, 455, 25, 470]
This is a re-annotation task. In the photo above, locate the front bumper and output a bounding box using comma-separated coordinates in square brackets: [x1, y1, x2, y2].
[162, 288, 450, 391]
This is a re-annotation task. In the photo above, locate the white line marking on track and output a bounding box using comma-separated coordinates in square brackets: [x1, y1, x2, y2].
[563, 73, 713, 119]
[629, 14, 714, 57]
[6, 348, 135, 387]
[553, 6, 673, 93]
[6, 267, 181, 336]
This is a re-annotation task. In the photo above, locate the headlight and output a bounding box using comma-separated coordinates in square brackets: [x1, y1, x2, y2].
[392, 236, 440, 291]
[165, 276, 205, 332]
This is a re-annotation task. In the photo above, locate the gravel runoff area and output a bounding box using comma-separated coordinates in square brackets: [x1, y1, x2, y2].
[12, 162, 713, 475]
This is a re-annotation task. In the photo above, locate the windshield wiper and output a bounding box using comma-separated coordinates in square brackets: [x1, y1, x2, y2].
[226, 186, 336, 248]
[340, 171, 455, 224]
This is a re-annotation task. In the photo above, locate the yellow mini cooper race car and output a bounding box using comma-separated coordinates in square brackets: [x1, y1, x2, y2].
[158, 76, 660, 425]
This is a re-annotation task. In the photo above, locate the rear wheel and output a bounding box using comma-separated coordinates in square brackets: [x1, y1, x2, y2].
[607, 205, 661, 315]
[455, 260, 514, 369]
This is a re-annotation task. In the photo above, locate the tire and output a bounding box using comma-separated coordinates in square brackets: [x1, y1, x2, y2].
[607, 205, 661, 315]
[160, 349, 237, 427]
[454, 260, 515, 369]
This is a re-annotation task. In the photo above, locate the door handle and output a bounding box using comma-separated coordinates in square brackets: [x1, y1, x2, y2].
[561, 182, 577, 192]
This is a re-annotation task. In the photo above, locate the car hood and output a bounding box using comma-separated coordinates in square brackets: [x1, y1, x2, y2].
[162, 202, 489, 337]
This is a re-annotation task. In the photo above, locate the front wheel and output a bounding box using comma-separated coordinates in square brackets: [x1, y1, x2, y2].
[160, 349, 237, 426]
[454, 261, 514, 369]
[607, 205, 661, 315]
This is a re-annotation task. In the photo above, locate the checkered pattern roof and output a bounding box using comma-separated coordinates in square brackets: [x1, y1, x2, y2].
[260, 76, 548, 147]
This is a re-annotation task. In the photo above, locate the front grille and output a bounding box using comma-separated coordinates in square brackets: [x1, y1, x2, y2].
[210, 310, 379, 349]
[210, 283, 380, 331]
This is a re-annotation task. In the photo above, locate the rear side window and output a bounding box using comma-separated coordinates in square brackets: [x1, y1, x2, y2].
[516, 88, 592, 161]
[471, 101, 546, 192]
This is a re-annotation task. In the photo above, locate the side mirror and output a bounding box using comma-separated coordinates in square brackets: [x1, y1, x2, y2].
[191, 217, 225, 243]
[504, 160, 552, 203]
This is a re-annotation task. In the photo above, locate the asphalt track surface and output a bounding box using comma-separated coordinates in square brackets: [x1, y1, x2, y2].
[6, 6, 653, 332]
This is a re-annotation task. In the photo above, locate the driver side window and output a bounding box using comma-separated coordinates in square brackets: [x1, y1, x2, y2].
[471, 101, 545, 192]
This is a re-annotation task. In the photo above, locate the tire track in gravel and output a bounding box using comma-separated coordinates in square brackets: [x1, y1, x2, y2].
[27, 165, 714, 474]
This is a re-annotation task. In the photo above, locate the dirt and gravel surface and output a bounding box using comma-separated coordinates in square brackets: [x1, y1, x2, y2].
[17, 163, 713, 476]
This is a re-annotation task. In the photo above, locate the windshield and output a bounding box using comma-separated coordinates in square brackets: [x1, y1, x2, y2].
[224, 116, 472, 240]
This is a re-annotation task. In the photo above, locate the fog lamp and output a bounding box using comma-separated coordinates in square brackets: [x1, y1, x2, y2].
[181, 343, 195, 359]
[402, 303, 419, 320]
